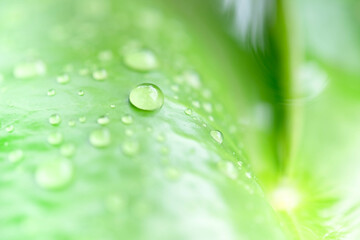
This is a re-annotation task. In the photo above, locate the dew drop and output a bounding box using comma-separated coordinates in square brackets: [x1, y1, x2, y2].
[47, 89, 56, 96]
[203, 102, 213, 113]
[123, 49, 158, 71]
[57, 74, 70, 84]
[98, 50, 113, 62]
[184, 108, 192, 115]
[121, 115, 133, 125]
[79, 68, 89, 76]
[92, 69, 108, 81]
[110, 104, 116, 109]
[129, 83, 164, 111]
[68, 120, 76, 127]
[14, 61, 46, 79]
[125, 129, 134, 136]
[183, 70, 201, 89]
[97, 115, 110, 125]
[245, 172, 252, 179]
[8, 149, 24, 163]
[218, 162, 238, 179]
[210, 130, 223, 144]
[78, 116, 87, 123]
[89, 128, 111, 147]
[6, 125, 14, 133]
[192, 101, 200, 108]
[49, 114, 61, 126]
[122, 141, 139, 156]
[60, 143, 76, 157]
[48, 132, 63, 145]
[78, 90, 84, 96]
[35, 158, 74, 190]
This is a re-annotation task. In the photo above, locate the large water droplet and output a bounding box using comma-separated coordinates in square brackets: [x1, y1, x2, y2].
[8, 149, 24, 163]
[121, 114, 133, 125]
[48, 132, 63, 145]
[57, 74, 70, 84]
[89, 128, 111, 147]
[35, 158, 74, 190]
[123, 49, 158, 71]
[92, 69, 108, 81]
[210, 130, 223, 144]
[49, 114, 61, 126]
[129, 83, 164, 111]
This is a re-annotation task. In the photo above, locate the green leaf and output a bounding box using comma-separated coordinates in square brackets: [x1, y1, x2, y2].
[0, 0, 286, 239]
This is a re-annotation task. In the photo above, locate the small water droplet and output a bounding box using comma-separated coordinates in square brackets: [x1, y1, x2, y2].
[245, 172, 252, 179]
[47, 89, 56, 96]
[129, 83, 164, 111]
[192, 101, 200, 108]
[6, 125, 14, 133]
[78, 116, 87, 123]
[121, 115, 133, 125]
[171, 85, 179, 92]
[97, 116, 110, 125]
[210, 130, 223, 144]
[57, 74, 70, 84]
[79, 68, 89, 76]
[202, 89, 212, 99]
[49, 114, 61, 126]
[110, 104, 116, 109]
[203, 103, 213, 113]
[8, 149, 24, 163]
[35, 158, 74, 190]
[60, 143, 76, 157]
[122, 141, 139, 156]
[89, 128, 111, 147]
[218, 162, 238, 179]
[78, 90, 84, 96]
[14, 61, 46, 79]
[48, 132, 63, 145]
[183, 70, 201, 89]
[184, 108, 192, 115]
[123, 49, 158, 71]
[92, 69, 108, 81]
[68, 120, 76, 127]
